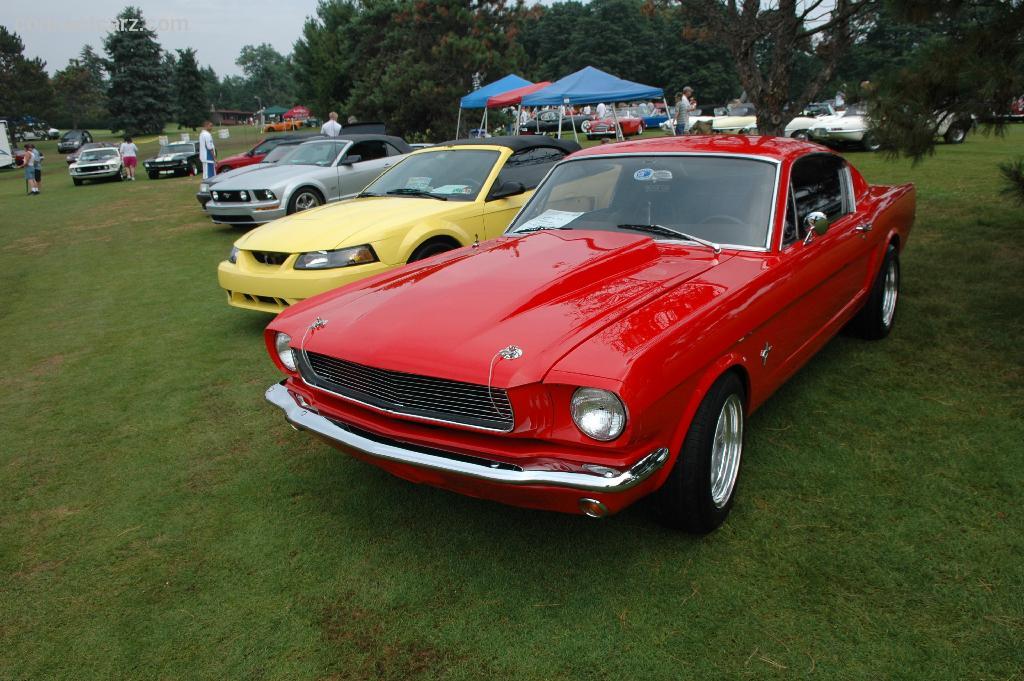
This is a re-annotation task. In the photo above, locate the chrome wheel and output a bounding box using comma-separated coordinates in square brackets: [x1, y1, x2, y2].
[294, 191, 320, 211]
[881, 258, 899, 328]
[709, 394, 744, 508]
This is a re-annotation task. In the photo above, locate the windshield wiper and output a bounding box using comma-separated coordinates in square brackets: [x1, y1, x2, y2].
[355, 191, 380, 198]
[616, 223, 722, 254]
[513, 225, 574, 233]
[386, 188, 448, 201]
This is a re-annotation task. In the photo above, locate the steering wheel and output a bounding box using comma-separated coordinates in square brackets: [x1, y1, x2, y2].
[699, 214, 745, 225]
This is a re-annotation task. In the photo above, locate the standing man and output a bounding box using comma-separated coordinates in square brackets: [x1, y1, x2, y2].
[321, 112, 342, 137]
[21, 144, 39, 195]
[596, 101, 607, 120]
[119, 136, 138, 181]
[199, 120, 216, 180]
[32, 143, 43, 191]
[675, 87, 695, 135]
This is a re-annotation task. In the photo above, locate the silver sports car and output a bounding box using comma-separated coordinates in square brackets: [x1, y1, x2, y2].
[204, 134, 412, 226]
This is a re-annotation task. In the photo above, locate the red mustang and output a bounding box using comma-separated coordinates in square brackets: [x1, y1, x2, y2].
[215, 134, 310, 174]
[263, 136, 915, 533]
[582, 106, 647, 139]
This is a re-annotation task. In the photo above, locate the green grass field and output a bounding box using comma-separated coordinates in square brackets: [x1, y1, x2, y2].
[1, 127, 1022, 680]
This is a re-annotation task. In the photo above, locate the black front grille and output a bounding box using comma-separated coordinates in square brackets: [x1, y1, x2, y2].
[211, 190, 250, 202]
[251, 250, 289, 265]
[298, 351, 515, 432]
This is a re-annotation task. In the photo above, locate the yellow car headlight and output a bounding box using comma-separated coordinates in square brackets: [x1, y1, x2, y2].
[294, 245, 377, 270]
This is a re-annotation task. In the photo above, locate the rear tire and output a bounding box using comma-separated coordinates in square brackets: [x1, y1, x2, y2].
[657, 372, 746, 534]
[847, 244, 900, 340]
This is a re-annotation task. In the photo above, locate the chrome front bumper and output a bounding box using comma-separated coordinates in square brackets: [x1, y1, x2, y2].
[266, 382, 670, 492]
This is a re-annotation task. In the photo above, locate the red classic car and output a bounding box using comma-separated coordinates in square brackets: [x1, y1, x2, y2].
[215, 134, 311, 174]
[263, 135, 915, 533]
[582, 106, 647, 139]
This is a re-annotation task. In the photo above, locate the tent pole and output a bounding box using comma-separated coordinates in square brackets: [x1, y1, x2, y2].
[557, 107, 563, 139]
[569, 106, 579, 144]
[610, 104, 623, 142]
[479, 108, 487, 136]
[456, 108, 462, 138]
[663, 96, 676, 136]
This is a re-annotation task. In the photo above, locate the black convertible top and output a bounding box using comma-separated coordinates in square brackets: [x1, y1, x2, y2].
[297, 133, 412, 154]
[434, 135, 581, 154]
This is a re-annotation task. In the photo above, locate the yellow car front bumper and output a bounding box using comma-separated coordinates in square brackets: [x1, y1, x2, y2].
[217, 256, 394, 313]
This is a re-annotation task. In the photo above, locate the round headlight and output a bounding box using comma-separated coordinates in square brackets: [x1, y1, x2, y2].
[570, 388, 626, 441]
[275, 332, 296, 372]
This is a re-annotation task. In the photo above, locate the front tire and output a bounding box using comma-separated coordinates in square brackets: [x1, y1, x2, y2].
[792, 129, 809, 141]
[944, 125, 967, 144]
[862, 132, 881, 152]
[287, 188, 323, 214]
[408, 240, 458, 263]
[657, 372, 746, 534]
[72, 178, 82, 186]
[847, 243, 900, 340]
[148, 172, 158, 180]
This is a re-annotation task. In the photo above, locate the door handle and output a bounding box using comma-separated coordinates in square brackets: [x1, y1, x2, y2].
[854, 223, 872, 233]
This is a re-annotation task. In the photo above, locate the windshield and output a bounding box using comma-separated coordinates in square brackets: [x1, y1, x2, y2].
[80, 149, 118, 162]
[263, 145, 300, 163]
[61, 131, 84, 140]
[843, 104, 867, 117]
[508, 155, 777, 249]
[282, 141, 344, 166]
[160, 143, 194, 155]
[362, 149, 500, 201]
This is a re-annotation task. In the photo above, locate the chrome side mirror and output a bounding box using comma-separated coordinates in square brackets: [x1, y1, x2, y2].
[803, 211, 829, 244]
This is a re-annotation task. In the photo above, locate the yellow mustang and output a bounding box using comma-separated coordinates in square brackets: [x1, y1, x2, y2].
[217, 137, 579, 313]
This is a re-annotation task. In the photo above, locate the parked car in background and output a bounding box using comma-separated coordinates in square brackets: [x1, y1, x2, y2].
[215, 133, 313, 174]
[262, 135, 915, 532]
[204, 134, 412, 226]
[15, 128, 48, 142]
[197, 137, 324, 208]
[784, 102, 835, 140]
[65, 142, 117, 165]
[264, 119, 302, 133]
[808, 104, 971, 150]
[640, 102, 670, 128]
[519, 109, 593, 134]
[57, 129, 94, 154]
[218, 136, 579, 313]
[583, 106, 647, 139]
[47, 127, 60, 139]
[69, 146, 125, 185]
[143, 141, 200, 179]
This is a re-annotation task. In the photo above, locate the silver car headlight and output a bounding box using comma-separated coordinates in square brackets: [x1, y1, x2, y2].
[275, 332, 297, 371]
[253, 189, 276, 201]
[571, 388, 626, 441]
[294, 245, 377, 270]
[228, 245, 239, 264]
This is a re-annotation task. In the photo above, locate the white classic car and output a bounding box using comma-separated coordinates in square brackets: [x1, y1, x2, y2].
[808, 104, 971, 151]
[784, 102, 835, 139]
[69, 146, 126, 185]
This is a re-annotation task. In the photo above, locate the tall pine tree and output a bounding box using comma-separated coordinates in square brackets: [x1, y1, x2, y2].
[103, 7, 172, 135]
[175, 48, 209, 129]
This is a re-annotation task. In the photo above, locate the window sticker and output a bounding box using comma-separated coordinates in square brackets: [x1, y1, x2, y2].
[432, 184, 474, 195]
[406, 176, 432, 190]
[517, 209, 584, 231]
[634, 168, 673, 181]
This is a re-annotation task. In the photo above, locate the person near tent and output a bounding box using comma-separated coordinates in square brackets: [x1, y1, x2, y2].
[675, 87, 696, 135]
[596, 102, 607, 119]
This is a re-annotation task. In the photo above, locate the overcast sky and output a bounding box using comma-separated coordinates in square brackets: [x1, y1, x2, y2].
[10, 0, 321, 77]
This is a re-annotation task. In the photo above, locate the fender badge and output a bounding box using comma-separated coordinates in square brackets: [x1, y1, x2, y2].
[760, 342, 773, 366]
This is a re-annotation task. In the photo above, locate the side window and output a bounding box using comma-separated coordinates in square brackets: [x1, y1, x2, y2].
[385, 143, 406, 157]
[494, 147, 567, 191]
[785, 154, 850, 246]
[346, 140, 387, 162]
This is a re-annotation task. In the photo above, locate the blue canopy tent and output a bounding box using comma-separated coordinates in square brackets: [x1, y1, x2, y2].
[457, 74, 533, 137]
[522, 66, 670, 141]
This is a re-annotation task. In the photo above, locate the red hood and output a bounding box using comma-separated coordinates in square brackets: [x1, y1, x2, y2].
[275, 231, 725, 388]
[218, 151, 258, 167]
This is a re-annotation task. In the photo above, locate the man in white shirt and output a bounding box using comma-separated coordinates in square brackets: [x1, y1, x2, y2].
[596, 102, 607, 119]
[321, 112, 342, 137]
[199, 120, 216, 179]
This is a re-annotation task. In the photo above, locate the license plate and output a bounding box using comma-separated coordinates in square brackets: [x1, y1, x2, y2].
[160, 170, 174, 174]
